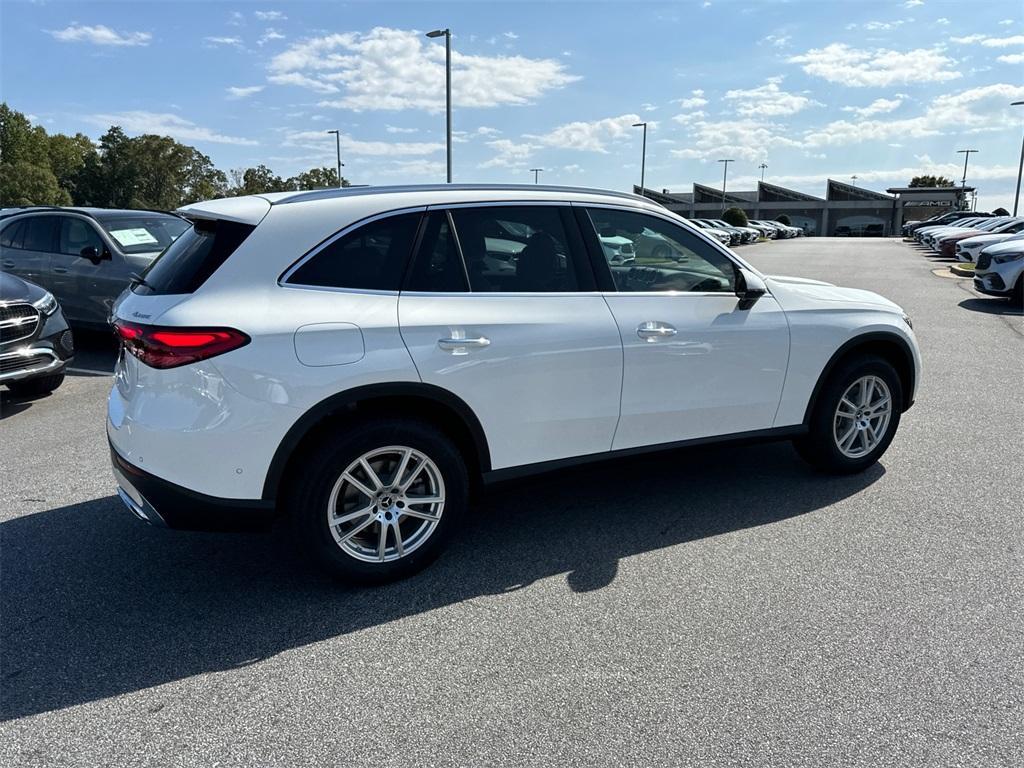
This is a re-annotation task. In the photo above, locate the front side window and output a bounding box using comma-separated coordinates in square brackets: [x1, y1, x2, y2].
[586, 208, 737, 293]
[449, 205, 580, 293]
[59, 217, 104, 256]
[0, 219, 25, 249]
[287, 212, 421, 291]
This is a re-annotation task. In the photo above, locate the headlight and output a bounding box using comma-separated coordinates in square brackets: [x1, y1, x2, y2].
[993, 251, 1024, 264]
[33, 291, 58, 316]
[901, 313, 913, 329]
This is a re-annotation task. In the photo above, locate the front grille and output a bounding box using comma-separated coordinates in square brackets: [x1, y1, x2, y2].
[0, 353, 50, 374]
[0, 303, 40, 346]
[977, 253, 992, 270]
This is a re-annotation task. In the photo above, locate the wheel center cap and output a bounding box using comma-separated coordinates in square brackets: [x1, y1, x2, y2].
[379, 494, 394, 508]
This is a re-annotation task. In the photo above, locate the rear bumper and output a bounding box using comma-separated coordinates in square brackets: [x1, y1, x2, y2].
[110, 444, 276, 531]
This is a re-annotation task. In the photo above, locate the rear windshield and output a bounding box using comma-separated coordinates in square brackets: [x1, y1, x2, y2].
[133, 218, 255, 295]
[100, 215, 190, 255]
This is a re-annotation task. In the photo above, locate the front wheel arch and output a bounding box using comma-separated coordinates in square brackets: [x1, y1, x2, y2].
[803, 333, 916, 425]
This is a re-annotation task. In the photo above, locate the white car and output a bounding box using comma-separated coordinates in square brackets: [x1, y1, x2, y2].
[974, 239, 1024, 304]
[108, 184, 920, 582]
[688, 219, 732, 245]
[955, 224, 1024, 262]
[599, 234, 636, 264]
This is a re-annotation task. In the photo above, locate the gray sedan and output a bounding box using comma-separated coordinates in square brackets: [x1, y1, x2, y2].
[0, 208, 189, 328]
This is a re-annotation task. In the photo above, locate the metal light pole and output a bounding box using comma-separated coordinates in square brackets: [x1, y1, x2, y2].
[956, 149, 977, 209]
[326, 129, 344, 188]
[759, 162, 767, 182]
[632, 122, 647, 193]
[530, 168, 543, 184]
[1012, 101, 1024, 216]
[426, 28, 452, 183]
[718, 159, 733, 212]
[851, 174, 858, 187]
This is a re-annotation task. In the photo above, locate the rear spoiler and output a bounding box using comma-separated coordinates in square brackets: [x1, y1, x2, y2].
[176, 196, 271, 226]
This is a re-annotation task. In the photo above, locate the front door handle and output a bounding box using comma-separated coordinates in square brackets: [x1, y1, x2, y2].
[1, 261, 15, 269]
[637, 321, 677, 341]
[53, 267, 69, 274]
[438, 336, 490, 351]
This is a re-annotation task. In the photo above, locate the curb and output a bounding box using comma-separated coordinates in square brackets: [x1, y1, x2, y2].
[949, 264, 975, 277]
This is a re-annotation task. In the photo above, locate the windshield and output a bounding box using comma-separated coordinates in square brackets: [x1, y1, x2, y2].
[100, 215, 190, 256]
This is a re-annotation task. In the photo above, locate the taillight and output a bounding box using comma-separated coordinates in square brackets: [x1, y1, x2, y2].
[114, 321, 250, 369]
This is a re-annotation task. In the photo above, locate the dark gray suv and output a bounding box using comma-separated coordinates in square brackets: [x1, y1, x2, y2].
[0, 208, 189, 328]
[1, 271, 74, 396]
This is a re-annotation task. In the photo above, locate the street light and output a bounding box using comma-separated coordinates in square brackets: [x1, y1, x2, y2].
[956, 148, 978, 209]
[326, 129, 344, 188]
[632, 122, 647, 194]
[426, 28, 452, 183]
[530, 168, 543, 184]
[1012, 101, 1024, 216]
[759, 162, 768, 182]
[717, 159, 733, 212]
[851, 174, 858, 187]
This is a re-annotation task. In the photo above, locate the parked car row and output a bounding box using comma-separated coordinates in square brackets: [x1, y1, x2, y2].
[0, 205, 189, 394]
[904, 211, 1024, 305]
[688, 218, 801, 246]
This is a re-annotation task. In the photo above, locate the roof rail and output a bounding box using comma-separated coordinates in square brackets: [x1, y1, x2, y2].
[274, 183, 649, 206]
[0, 205, 183, 221]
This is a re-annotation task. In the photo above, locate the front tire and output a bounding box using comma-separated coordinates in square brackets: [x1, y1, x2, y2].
[286, 418, 469, 584]
[794, 355, 902, 474]
[6, 373, 65, 397]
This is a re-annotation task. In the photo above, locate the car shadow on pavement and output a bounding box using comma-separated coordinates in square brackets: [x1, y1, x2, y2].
[1, 441, 884, 721]
[0, 390, 43, 419]
[958, 297, 1024, 316]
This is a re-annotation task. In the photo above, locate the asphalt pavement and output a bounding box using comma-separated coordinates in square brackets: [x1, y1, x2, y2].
[1, 237, 1022, 767]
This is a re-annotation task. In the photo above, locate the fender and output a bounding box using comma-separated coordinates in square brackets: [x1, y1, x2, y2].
[262, 382, 491, 501]
[803, 331, 917, 424]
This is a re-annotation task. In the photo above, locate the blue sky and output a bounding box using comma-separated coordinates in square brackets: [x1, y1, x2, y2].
[3, 0, 1023, 209]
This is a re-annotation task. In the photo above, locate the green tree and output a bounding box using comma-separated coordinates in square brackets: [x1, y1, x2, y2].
[775, 214, 792, 226]
[722, 206, 749, 228]
[48, 132, 97, 203]
[285, 166, 347, 191]
[909, 175, 955, 188]
[0, 160, 69, 205]
[228, 164, 288, 196]
[993, 207, 1010, 216]
[0, 103, 50, 166]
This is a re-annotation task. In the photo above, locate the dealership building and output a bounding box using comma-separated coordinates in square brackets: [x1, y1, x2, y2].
[637, 181, 974, 236]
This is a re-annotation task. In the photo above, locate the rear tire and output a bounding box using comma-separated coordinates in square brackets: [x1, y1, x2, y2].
[1012, 276, 1023, 307]
[286, 418, 469, 584]
[794, 355, 902, 474]
[6, 373, 65, 397]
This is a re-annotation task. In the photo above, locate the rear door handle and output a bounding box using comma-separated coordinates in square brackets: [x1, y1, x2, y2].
[1, 261, 15, 269]
[438, 336, 490, 351]
[53, 267, 69, 274]
[637, 321, 677, 341]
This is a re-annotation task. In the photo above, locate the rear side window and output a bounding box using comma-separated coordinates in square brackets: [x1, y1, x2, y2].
[404, 212, 468, 292]
[1, 220, 25, 249]
[134, 218, 255, 295]
[286, 213, 421, 291]
[22, 216, 58, 252]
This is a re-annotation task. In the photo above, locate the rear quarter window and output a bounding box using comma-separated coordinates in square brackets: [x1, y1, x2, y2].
[134, 218, 255, 295]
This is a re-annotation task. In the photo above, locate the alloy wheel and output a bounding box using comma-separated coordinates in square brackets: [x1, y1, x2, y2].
[833, 375, 893, 459]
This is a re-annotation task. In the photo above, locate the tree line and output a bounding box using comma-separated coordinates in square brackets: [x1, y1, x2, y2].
[0, 103, 348, 210]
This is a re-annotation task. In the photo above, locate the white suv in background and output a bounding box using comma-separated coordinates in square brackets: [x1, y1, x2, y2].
[109, 184, 920, 583]
[974, 238, 1024, 304]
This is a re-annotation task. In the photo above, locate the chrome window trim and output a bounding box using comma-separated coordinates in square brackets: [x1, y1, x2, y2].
[278, 205, 428, 289]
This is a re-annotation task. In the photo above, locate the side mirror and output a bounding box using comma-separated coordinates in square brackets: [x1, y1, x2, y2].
[79, 245, 109, 264]
[735, 267, 767, 309]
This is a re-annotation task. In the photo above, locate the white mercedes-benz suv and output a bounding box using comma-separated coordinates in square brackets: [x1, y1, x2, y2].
[108, 185, 920, 582]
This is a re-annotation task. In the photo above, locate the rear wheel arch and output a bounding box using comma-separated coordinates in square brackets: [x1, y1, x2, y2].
[804, 332, 916, 424]
[264, 383, 490, 504]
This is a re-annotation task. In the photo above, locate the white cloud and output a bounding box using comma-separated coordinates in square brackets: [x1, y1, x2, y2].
[270, 28, 578, 112]
[789, 43, 960, 86]
[841, 97, 903, 117]
[475, 126, 502, 136]
[676, 90, 708, 109]
[86, 112, 257, 145]
[528, 114, 643, 153]
[904, 0, 923, 7]
[563, 164, 583, 173]
[283, 129, 443, 157]
[805, 83, 1024, 146]
[997, 53, 1024, 64]
[670, 118, 802, 162]
[672, 110, 706, 125]
[259, 28, 285, 46]
[999, 19, 1014, 26]
[761, 34, 791, 48]
[503, 31, 519, 40]
[935, 18, 950, 25]
[226, 85, 265, 99]
[204, 36, 243, 47]
[48, 23, 150, 46]
[853, 20, 909, 31]
[724, 80, 818, 117]
[268, 72, 340, 94]
[951, 34, 1024, 47]
[255, 10, 286, 21]
[385, 125, 418, 134]
[479, 139, 535, 168]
